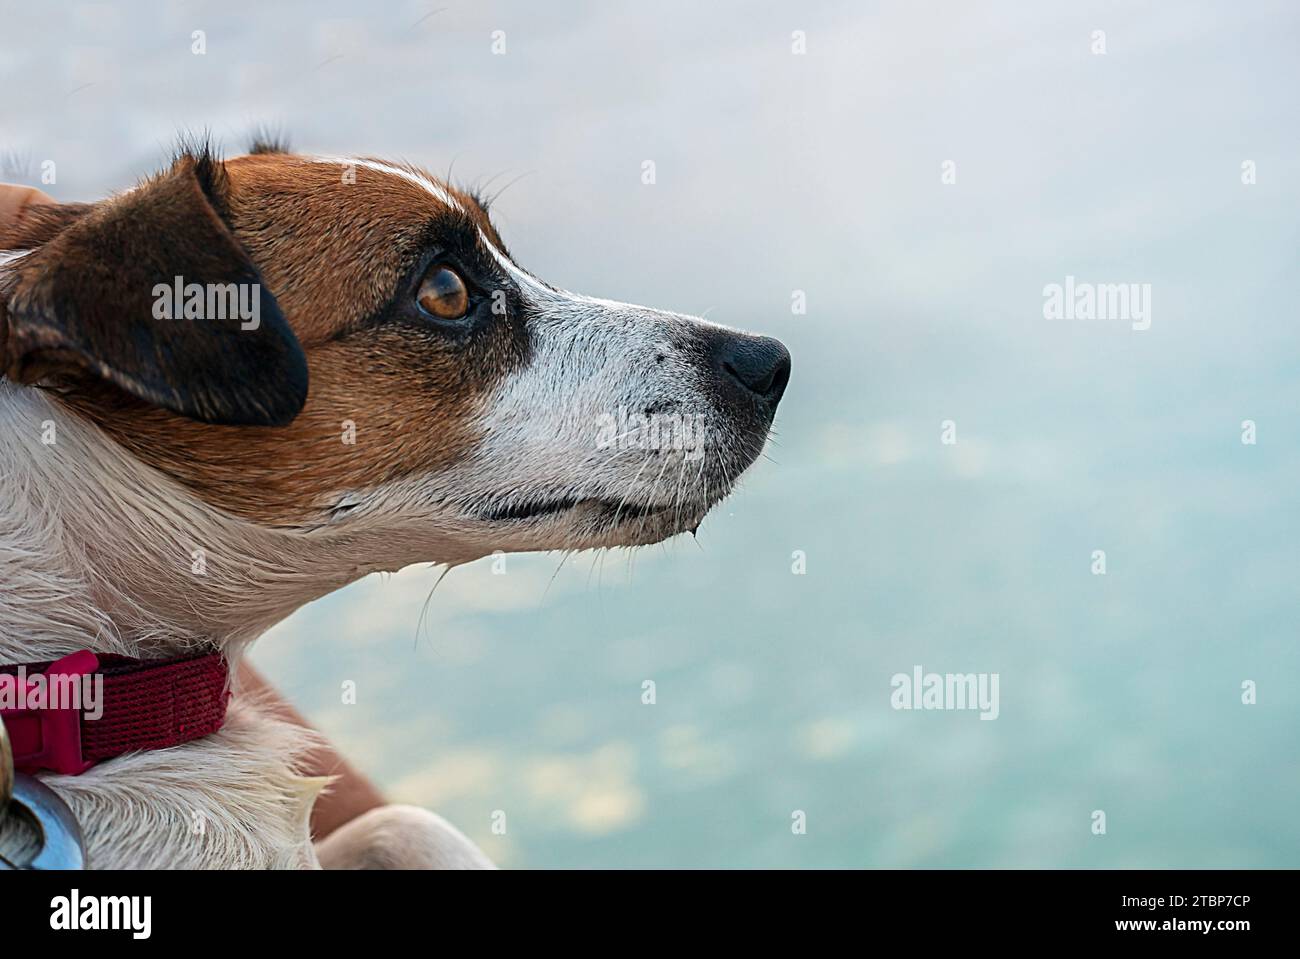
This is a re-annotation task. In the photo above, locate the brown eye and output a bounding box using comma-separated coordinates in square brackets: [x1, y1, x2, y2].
[417, 265, 470, 320]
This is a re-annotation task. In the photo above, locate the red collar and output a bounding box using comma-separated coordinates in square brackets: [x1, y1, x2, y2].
[0, 650, 230, 775]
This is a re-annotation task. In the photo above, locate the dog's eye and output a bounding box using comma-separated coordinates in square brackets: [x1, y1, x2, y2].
[417, 265, 470, 321]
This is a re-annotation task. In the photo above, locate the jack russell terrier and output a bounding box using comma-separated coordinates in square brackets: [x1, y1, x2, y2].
[0, 139, 790, 869]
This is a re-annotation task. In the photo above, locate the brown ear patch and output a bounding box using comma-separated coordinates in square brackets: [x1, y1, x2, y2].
[2, 155, 308, 426]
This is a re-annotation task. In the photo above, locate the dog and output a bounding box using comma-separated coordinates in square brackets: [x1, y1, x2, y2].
[0, 139, 790, 869]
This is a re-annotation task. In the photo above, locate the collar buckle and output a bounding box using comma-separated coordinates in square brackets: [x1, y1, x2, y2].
[0, 651, 99, 776]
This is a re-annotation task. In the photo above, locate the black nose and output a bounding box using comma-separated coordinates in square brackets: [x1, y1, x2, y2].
[715, 334, 791, 406]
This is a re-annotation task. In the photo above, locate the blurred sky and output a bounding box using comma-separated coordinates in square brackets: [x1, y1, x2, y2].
[2, 1, 1298, 866]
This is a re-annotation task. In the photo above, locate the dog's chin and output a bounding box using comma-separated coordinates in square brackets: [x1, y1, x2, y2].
[578, 496, 717, 548]
[466, 491, 722, 552]
[458, 423, 771, 552]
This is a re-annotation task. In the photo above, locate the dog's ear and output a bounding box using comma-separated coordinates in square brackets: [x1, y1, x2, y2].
[0, 153, 307, 426]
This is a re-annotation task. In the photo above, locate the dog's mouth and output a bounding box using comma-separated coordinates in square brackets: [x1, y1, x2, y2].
[464, 419, 770, 545]
[478, 495, 668, 524]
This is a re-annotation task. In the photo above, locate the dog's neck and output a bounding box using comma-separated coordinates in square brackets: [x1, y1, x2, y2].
[0, 381, 416, 664]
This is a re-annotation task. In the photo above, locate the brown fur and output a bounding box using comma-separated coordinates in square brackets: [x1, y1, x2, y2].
[4, 152, 527, 526]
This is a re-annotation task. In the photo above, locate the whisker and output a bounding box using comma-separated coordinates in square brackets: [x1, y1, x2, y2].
[635, 453, 675, 541]
[671, 456, 690, 532]
[415, 563, 455, 651]
[610, 454, 654, 531]
[541, 549, 574, 604]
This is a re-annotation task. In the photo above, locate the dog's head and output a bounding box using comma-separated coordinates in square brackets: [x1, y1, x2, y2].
[0, 144, 789, 562]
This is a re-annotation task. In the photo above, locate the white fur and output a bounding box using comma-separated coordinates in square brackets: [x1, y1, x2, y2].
[0, 381, 492, 868]
[310, 156, 465, 212]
